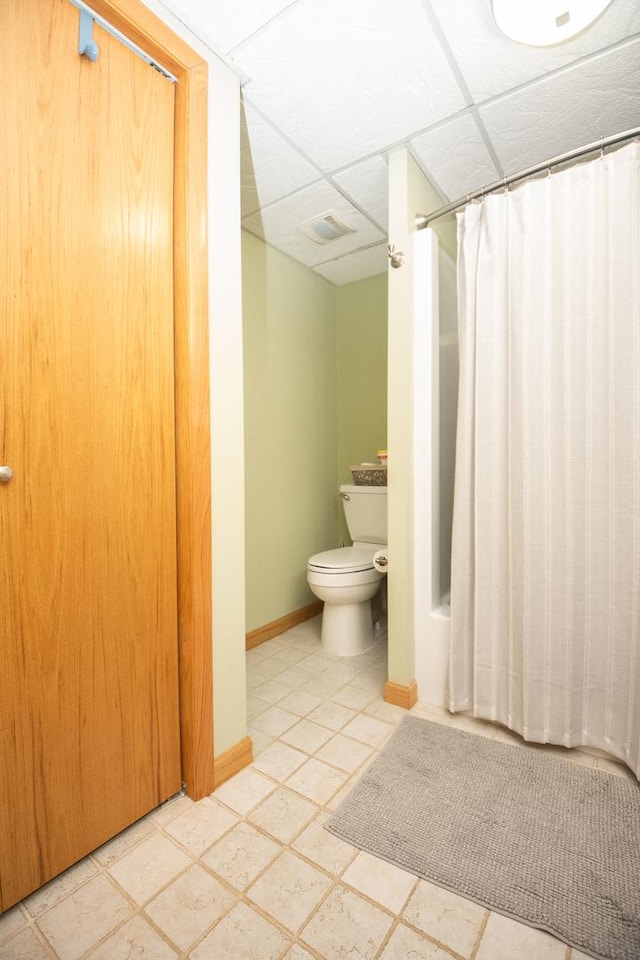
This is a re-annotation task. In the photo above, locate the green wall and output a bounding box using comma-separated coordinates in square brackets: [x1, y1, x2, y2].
[336, 274, 388, 486]
[243, 231, 339, 632]
[243, 232, 389, 632]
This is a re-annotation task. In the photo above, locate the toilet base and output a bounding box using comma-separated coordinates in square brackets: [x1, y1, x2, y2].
[320, 599, 376, 657]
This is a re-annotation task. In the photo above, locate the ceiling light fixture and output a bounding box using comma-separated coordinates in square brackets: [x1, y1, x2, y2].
[492, 0, 613, 47]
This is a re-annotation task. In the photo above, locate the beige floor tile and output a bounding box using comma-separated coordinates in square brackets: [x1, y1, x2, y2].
[277, 666, 321, 688]
[189, 901, 291, 960]
[1, 926, 54, 960]
[252, 741, 309, 781]
[36, 874, 132, 960]
[571, 950, 596, 959]
[282, 946, 316, 960]
[247, 694, 270, 720]
[251, 678, 295, 705]
[342, 851, 417, 913]
[272, 645, 315, 665]
[302, 675, 348, 699]
[315, 734, 374, 773]
[247, 851, 332, 934]
[94, 816, 157, 867]
[287, 616, 322, 638]
[292, 814, 358, 875]
[297, 653, 332, 674]
[248, 786, 319, 843]
[349, 670, 387, 692]
[23, 856, 99, 917]
[211, 767, 277, 815]
[441, 711, 491, 737]
[475, 912, 567, 960]
[322, 660, 365, 683]
[402, 880, 485, 956]
[290, 633, 322, 651]
[363, 697, 408, 724]
[246, 667, 274, 690]
[246, 644, 277, 664]
[86, 915, 178, 959]
[248, 658, 288, 685]
[286, 758, 348, 805]
[331, 684, 378, 711]
[0, 904, 27, 943]
[377, 922, 454, 960]
[341, 714, 393, 746]
[277, 690, 325, 717]
[107, 833, 192, 905]
[202, 822, 282, 890]
[148, 793, 194, 827]
[250, 705, 300, 738]
[144, 863, 236, 951]
[301, 885, 393, 960]
[280, 719, 334, 753]
[247, 728, 275, 756]
[408, 702, 450, 722]
[306, 700, 357, 731]
[164, 797, 239, 856]
[324, 774, 359, 811]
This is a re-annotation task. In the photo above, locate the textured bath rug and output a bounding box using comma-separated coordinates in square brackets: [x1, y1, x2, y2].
[326, 715, 640, 960]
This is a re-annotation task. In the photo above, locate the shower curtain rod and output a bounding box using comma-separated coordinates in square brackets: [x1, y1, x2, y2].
[415, 125, 640, 230]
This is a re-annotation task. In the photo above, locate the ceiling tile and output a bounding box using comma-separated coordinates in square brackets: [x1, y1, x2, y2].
[233, 0, 467, 172]
[314, 245, 388, 285]
[480, 39, 640, 174]
[410, 112, 500, 200]
[428, 0, 640, 102]
[241, 181, 385, 268]
[332, 156, 389, 231]
[160, 0, 296, 54]
[241, 103, 320, 217]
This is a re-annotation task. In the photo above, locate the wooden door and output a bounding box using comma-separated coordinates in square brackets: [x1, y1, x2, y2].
[0, 0, 182, 910]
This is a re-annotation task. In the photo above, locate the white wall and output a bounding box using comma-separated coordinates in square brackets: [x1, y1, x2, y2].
[144, 1, 246, 755]
[387, 148, 456, 692]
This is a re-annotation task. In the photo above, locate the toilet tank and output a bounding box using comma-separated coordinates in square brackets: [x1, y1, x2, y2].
[340, 484, 387, 545]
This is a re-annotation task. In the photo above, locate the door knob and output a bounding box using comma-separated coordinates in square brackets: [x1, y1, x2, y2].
[0, 466, 14, 482]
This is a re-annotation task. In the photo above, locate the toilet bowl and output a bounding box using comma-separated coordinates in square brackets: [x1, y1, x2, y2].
[307, 545, 384, 656]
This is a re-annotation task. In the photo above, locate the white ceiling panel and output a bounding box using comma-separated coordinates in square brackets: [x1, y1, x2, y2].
[159, 0, 640, 284]
[428, 0, 640, 102]
[242, 181, 385, 268]
[480, 39, 640, 174]
[332, 156, 389, 231]
[410, 112, 501, 200]
[241, 102, 320, 217]
[233, 0, 467, 172]
[160, 0, 296, 54]
[314, 244, 389, 285]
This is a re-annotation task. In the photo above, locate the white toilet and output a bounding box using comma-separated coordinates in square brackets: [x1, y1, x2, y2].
[307, 484, 387, 656]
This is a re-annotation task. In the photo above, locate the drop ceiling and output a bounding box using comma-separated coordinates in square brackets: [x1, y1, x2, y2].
[160, 0, 640, 285]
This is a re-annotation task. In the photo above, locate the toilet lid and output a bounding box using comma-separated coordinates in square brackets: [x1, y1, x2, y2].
[308, 546, 375, 573]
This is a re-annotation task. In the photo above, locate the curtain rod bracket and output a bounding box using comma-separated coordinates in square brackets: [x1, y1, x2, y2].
[388, 244, 405, 269]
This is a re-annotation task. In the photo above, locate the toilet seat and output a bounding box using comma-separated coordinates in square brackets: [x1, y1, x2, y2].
[307, 546, 375, 574]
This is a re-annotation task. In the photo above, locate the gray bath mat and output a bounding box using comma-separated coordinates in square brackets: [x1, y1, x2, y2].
[326, 715, 640, 960]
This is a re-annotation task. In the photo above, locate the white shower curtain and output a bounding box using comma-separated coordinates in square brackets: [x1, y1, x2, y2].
[449, 141, 640, 778]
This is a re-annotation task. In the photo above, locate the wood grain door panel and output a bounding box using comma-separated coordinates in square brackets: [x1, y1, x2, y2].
[0, 0, 181, 910]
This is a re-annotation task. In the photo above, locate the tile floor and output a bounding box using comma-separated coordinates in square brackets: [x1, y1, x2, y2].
[1, 615, 634, 960]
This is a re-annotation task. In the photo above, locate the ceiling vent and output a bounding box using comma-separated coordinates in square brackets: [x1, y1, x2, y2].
[300, 211, 357, 244]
